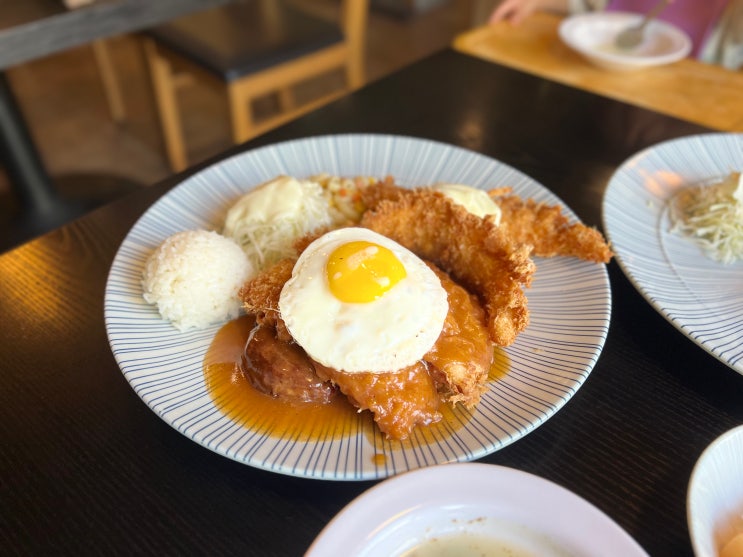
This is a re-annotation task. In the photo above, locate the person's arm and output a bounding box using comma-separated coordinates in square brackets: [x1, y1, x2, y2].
[488, 0, 606, 24]
[488, 0, 570, 24]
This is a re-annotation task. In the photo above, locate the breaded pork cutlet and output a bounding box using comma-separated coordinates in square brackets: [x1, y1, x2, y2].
[238, 255, 494, 440]
[237, 176, 612, 439]
[492, 194, 612, 263]
[360, 186, 536, 347]
[238, 258, 293, 342]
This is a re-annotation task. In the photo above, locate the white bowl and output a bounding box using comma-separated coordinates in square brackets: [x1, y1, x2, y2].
[306, 463, 649, 556]
[559, 12, 691, 71]
[688, 425, 743, 557]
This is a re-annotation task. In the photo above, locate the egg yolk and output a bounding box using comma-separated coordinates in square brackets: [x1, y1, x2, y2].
[326, 241, 407, 303]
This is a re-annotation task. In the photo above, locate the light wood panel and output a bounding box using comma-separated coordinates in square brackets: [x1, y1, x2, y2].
[453, 12, 743, 132]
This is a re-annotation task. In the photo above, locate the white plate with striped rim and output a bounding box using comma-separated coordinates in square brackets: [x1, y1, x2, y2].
[602, 132, 743, 375]
[104, 134, 611, 481]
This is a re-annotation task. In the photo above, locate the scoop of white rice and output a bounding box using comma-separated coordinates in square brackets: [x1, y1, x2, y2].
[142, 230, 254, 331]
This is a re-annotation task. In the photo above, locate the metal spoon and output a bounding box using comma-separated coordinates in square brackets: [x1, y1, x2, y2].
[614, 0, 672, 50]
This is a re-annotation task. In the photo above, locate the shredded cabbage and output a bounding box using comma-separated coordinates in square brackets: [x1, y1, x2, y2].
[222, 174, 375, 272]
[223, 177, 334, 271]
[669, 172, 743, 264]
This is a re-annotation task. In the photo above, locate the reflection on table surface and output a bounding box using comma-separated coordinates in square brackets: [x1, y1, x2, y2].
[453, 12, 743, 133]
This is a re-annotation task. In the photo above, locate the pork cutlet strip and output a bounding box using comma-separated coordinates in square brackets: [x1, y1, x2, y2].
[362, 178, 611, 264]
[359, 186, 535, 347]
[492, 194, 612, 263]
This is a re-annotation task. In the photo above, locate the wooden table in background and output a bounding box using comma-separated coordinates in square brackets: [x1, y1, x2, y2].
[453, 12, 743, 133]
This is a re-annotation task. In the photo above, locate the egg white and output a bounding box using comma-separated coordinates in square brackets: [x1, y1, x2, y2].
[278, 227, 449, 373]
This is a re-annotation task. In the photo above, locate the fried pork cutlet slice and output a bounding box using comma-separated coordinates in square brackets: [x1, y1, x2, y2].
[360, 186, 535, 347]
[314, 362, 442, 441]
[493, 194, 612, 263]
[425, 265, 492, 408]
[357, 176, 405, 209]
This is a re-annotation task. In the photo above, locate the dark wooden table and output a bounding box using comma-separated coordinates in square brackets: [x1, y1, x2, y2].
[1, 49, 741, 556]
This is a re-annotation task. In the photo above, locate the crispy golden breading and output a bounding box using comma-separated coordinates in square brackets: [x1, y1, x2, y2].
[238, 258, 294, 341]
[356, 176, 404, 209]
[493, 194, 612, 263]
[359, 187, 535, 347]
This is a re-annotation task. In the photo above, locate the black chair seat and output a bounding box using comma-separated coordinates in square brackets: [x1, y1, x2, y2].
[145, 1, 345, 82]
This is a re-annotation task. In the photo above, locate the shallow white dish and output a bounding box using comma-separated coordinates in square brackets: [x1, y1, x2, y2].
[306, 462, 648, 556]
[602, 132, 743, 375]
[688, 425, 743, 557]
[559, 12, 691, 71]
[105, 134, 611, 480]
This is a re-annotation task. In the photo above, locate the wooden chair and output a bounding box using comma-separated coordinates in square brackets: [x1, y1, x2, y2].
[141, 0, 369, 172]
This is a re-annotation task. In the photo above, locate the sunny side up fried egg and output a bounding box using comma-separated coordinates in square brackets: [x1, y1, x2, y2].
[278, 227, 449, 373]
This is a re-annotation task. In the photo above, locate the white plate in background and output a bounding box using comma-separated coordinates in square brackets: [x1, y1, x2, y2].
[602, 132, 743, 375]
[559, 12, 691, 71]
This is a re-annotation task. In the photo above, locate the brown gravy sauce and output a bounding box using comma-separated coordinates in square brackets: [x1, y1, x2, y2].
[203, 316, 510, 449]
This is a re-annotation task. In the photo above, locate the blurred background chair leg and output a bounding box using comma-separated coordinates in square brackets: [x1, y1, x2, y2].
[227, 81, 256, 145]
[0, 72, 59, 214]
[142, 38, 188, 173]
[91, 39, 126, 124]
